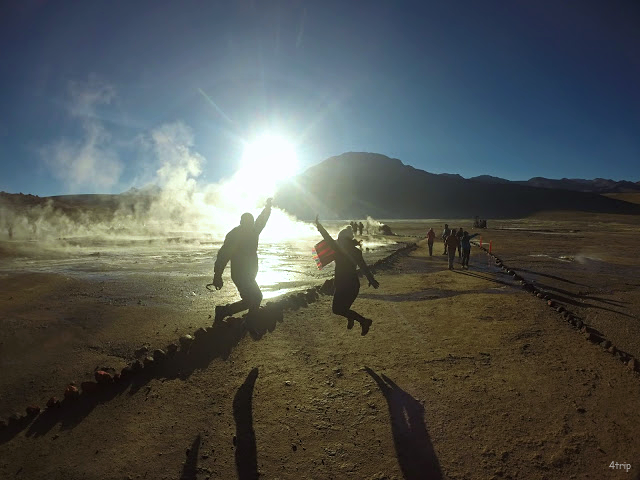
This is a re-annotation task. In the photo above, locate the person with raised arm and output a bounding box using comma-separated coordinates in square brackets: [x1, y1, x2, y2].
[212, 198, 272, 323]
[315, 216, 379, 335]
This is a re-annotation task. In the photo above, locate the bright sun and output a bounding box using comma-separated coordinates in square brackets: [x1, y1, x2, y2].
[238, 134, 299, 195]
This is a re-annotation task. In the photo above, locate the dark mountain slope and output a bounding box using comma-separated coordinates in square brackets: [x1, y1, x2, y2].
[274, 152, 640, 220]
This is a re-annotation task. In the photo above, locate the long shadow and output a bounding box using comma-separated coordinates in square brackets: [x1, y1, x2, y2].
[365, 367, 442, 480]
[516, 267, 590, 287]
[534, 282, 637, 318]
[451, 269, 517, 287]
[180, 434, 201, 480]
[233, 368, 259, 480]
[2, 304, 284, 443]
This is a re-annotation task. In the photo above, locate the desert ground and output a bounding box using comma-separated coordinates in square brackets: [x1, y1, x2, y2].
[1, 211, 640, 480]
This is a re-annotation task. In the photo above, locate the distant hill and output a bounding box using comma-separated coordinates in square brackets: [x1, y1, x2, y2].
[274, 152, 640, 219]
[469, 175, 640, 193]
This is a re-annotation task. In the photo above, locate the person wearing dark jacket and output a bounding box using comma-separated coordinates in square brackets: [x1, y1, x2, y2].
[442, 224, 451, 255]
[315, 216, 379, 335]
[426, 227, 436, 256]
[460, 231, 480, 269]
[212, 198, 272, 322]
[456, 227, 464, 258]
[445, 231, 460, 270]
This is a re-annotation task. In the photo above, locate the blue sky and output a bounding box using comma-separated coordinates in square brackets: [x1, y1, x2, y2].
[1, 0, 639, 196]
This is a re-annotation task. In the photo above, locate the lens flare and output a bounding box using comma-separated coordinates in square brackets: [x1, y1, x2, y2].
[236, 134, 299, 198]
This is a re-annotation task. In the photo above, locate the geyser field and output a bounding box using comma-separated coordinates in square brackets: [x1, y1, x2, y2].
[1, 209, 640, 479]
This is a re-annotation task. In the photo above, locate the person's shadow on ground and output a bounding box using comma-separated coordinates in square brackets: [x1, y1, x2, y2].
[179, 434, 201, 480]
[365, 367, 442, 480]
[233, 367, 259, 480]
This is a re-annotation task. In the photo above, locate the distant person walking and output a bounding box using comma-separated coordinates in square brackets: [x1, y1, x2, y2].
[445, 230, 460, 270]
[358, 221, 364, 236]
[456, 227, 464, 258]
[212, 198, 272, 323]
[442, 224, 451, 255]
[460, 231, 480, 269]
[315, 216, 379, 335]
[426, 228, 436, 256]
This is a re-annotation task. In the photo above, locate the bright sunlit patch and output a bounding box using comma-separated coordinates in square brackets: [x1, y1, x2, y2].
[237, 134, 299, 197]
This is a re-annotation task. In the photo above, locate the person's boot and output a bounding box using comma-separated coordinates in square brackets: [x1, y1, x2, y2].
[347, 318, 354, 330]
[360, 318, 372, 336]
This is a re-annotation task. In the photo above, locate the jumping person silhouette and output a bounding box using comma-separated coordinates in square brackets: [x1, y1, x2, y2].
[315, 216, 379, 335]
[212, 198, 272, 323]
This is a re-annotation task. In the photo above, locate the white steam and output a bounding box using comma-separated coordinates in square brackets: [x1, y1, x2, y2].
[41, 76, 124, 191]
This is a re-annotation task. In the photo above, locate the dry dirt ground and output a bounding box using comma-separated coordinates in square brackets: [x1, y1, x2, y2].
[1, 212, 640, 480]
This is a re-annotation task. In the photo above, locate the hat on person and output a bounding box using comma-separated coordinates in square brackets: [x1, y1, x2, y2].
[337, 225, 355, 243]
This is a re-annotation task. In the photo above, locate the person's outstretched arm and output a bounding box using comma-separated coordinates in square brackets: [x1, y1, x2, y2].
[315, 216, 339, 251]
[254, 198, 272, 235]
[354, 249, 379, 289]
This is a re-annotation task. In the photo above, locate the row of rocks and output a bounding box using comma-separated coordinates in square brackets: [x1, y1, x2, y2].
[0, 242, 419, 433]
[475, 244, 639, 376]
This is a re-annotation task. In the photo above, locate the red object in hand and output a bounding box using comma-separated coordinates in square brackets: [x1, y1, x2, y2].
[312, 240, 335, 269]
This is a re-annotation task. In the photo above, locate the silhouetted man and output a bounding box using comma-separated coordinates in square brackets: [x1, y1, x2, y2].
[442, 224, 451, 255]
[212, 198, 272, 322]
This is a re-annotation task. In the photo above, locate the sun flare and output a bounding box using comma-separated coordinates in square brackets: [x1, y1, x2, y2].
[238, 134, 299, 195]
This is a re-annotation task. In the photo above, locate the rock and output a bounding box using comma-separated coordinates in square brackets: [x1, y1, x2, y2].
[584, 332, 602, 343]
[547, 300, 555, 307]
[285, 380, 292, 386]
[120, 366, 133, 378]
[295, 293, 308, 308]
[607, 345, 617, 355]
[292, 444, 297, 452]
[575, 320, 584, 330]
[64, 384, 80, 401]
[26, 405, 40, 416]
[305, 288, 319, 303]
[194, 327, 208, 338]
[166, 343, 179, 355]
[320, 279, 335, 295]
[143, 356, 155, 367]
[8, 413, 22, 424]
[153, 349, 167, 361]
[134, 346, 149, 357]
[46, 397, 61, 409]
[536, 293, 544, 299]
[112, 373, 121, 383]
[81, 381, 99, 394]
[0, 420, 6, 430]
[628, 358, 638, 372]
[95, 370, 113, 384]
[179, 335, 194, 349]
[131, 360, 143, 372]
[556, 306, 565, 314]
[600, 340, 612, 349]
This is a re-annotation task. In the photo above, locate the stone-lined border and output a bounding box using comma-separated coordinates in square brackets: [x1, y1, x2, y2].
[473, 243, 639, 377]
[0, 242, 418, 432]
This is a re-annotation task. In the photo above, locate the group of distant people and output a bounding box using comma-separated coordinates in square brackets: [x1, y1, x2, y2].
[426, 224, 478, 270]
[211, 200, 379, 336]
[349, 220, 365, 236]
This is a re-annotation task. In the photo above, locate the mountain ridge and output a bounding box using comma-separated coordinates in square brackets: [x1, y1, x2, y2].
[273, 152, 640, 220]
